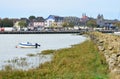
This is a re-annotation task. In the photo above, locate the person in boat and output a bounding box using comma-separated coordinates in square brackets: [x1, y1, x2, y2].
[35, 43, 40, 48]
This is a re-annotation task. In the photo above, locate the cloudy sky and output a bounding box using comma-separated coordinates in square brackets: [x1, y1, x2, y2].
[0, 0, 120, 19]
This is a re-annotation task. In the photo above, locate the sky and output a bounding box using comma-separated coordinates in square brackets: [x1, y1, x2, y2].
[0, 0, 120, 20]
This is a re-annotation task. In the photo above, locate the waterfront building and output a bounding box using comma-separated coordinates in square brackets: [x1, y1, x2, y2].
[96, 14, 118, 30]
[80, 13, 89, 26]
[45, 15, 64, 27]
[13, 18, 29, 31]
[13, 20, 21, 31]
[28, 17, 45, 31]
[96, 14, 105, 27]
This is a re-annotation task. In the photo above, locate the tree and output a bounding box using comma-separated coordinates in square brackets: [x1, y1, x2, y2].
[62, 22, 74, 28]
[1, 18, 13, 27]
[86, 20, 97, 28]
[29, 16, 36, 21]
[0, 19, 2, 27]
[114, 22, 120, 27]
[18, 21, 27, 29]
[69, 22, 74, 27]
[63, 16, 80, 26]
[114, 22, 120, 30]
[62, 22, 68, 27]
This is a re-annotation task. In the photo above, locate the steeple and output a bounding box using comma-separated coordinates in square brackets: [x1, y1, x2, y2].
[97, 14, 104, 27]
[97, 14, 104, 20]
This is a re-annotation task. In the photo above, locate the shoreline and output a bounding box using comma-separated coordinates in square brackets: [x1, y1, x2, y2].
[0, 34, 86, 71]
[0, 37, 109, 79]
[0, 30, 114, 34]
[0, 31, 83, 34]
[89, 32, 120, 79]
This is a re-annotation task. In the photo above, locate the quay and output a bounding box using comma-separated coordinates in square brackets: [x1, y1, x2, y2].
[0, 30, 85, 34]
[0, 30, 115, 34]
[98, 30, 114, 33]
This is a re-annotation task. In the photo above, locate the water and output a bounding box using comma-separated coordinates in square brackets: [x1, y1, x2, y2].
[0, 34, 86, 70]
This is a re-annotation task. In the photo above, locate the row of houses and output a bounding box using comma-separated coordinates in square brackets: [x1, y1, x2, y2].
[1, 14, 119, 31]
[96, 14, 119, 29]
[13, 14, 92, 31]
[13, 15, 65, 31]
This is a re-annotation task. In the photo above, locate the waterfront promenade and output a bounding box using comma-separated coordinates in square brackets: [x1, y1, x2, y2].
[0, 30, 84, 34]
[0, 29, 114, 34]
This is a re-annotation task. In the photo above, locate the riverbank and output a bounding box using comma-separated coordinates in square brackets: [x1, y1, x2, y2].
[0, 29, 114, 34]
[0, 30, 84, 34]
[89, 32, 120, 79]
[0, 40, 109, 79]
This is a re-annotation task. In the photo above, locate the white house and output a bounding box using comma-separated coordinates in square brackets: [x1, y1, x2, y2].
[33, 22, 44, 27]
[45, 15, 64, 27]
[13, 21, 21, 31]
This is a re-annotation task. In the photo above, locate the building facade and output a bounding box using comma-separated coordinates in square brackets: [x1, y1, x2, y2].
[96, 14, 104, 27]
[28, 17, 45, 30]
[45, 15, 64, 27]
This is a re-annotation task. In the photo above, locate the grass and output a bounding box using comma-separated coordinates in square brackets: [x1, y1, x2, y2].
[0, 40, 109, 79]
[41, 49, 56, 55]
[26, 53, 36, 57]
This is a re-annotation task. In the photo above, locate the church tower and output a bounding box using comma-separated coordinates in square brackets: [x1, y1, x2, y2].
[97, 14, 104, 27]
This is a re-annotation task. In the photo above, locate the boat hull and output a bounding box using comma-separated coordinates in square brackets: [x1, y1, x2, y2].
[18, 45, 36, 48]
[18, 42, 40, 48]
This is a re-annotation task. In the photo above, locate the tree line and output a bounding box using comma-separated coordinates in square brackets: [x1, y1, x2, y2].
[0, 18, 13, 27]
[0, 16, 35, 28]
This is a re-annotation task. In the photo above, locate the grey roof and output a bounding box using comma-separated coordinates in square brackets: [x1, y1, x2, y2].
[46, 15, 64, 22]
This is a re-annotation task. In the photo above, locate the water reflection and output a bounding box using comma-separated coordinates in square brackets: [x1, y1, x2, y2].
[2, 54, 52, 70]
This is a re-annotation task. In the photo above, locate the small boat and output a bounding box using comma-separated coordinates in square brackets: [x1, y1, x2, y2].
[18, 42, 40, 48]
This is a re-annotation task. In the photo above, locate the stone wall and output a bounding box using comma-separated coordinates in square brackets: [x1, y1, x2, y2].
[89, 32, 120, 79]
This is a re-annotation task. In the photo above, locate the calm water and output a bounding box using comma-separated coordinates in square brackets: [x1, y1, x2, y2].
[0, 34, 86, 70]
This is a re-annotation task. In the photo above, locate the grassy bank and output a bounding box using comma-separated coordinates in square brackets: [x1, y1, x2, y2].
[0, 40, 109, 79]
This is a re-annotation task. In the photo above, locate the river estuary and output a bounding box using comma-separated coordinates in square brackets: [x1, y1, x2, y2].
[0, 34, 86, 70]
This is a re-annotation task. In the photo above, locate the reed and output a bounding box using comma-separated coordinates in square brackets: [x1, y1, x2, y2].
[0, 40, 109, 79]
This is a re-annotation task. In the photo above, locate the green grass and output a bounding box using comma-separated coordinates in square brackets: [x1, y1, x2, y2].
[41, 49, 56, 55]
[0, 40, 109, 79]
[26, 53, 36, 57]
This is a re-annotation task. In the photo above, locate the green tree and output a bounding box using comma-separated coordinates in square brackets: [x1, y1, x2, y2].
[18, 21, 27, 29]
[1, 18, 13, 27]
[86, 20, 97, 28]
[114, 22, 120, 27]
[63, 17, 80, 26]
[62, 22, 68, 27]
[0, 19, 2, 27]
[29, 15, 36, 21]
[62, 22, 74, 28]
[68, 22, 74, 27]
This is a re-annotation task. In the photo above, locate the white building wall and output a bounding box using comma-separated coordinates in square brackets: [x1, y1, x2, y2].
[33, 22, 44, 27]
[14, 21, 21, 31]
[45, 19, 55, 27]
